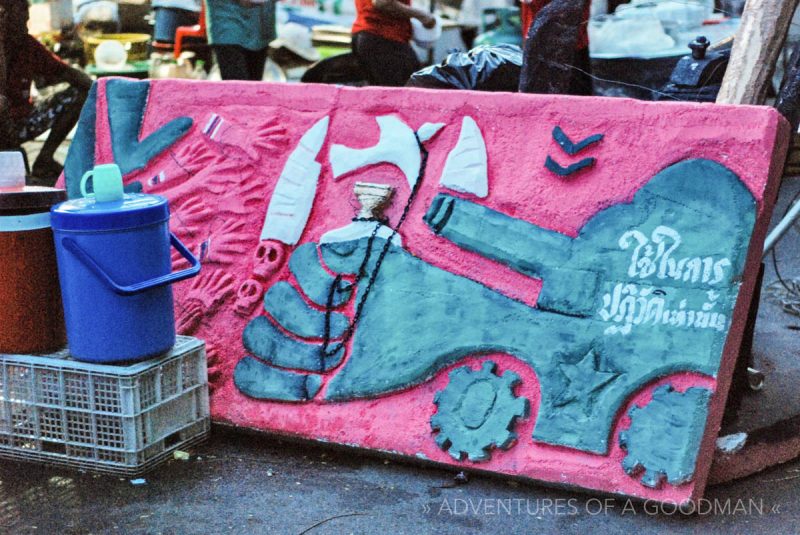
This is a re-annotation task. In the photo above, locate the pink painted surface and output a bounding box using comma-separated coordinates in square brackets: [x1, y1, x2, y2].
[78, 79, 788, 503]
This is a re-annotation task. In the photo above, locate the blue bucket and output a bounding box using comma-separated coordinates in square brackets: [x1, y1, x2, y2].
[153, 7, 199, 43]
[51, 194, 200, 363]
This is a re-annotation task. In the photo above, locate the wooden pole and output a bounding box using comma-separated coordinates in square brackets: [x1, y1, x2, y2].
[716, 0, 800, 105]
[0, 4, 7, 95]
[427, 0, 435, 66]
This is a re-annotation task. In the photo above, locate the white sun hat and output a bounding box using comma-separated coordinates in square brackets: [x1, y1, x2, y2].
[270, 23, 321, 62]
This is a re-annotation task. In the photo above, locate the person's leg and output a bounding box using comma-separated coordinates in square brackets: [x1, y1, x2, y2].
[212, 44, 250, 80]
[460, 26, 478, 50]
[351, 32, 372, 81]
[153, 7, 199, 43]
[353, 31, 420, 87]
[245, 47, 268, 81]
[0, 96, 15, 152]
[27, 86, 88, 184]
[392, 42, 422, 87]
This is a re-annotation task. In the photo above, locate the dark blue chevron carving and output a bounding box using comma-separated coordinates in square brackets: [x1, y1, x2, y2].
[553, 126, 604, 155]
[545, 155, 595, 176]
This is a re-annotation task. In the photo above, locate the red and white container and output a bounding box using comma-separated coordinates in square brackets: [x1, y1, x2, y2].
[0, 152, 67, 354]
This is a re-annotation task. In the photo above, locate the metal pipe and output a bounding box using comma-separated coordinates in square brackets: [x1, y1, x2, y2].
[763, 197, 800, 257]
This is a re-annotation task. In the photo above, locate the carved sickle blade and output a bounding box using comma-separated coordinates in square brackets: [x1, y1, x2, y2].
[438, 116, 488, 198]
[260, 116, 330, 244]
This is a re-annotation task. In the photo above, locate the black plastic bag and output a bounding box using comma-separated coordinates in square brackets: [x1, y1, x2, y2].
[406, 44, 522, 92]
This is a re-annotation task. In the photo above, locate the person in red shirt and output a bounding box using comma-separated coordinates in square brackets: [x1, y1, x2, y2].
[351, 0, 436, 86]
[0, 0, 92, 184]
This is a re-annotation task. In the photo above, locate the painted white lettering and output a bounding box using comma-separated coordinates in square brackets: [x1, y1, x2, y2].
[599, 283, 729, 336]
[618, 226, 732, 286]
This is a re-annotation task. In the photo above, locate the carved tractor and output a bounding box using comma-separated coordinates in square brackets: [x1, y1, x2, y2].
[234, 157, 754, 471]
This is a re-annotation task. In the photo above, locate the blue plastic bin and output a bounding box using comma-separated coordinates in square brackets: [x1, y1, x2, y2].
[153, 7, 199, 43]
[50, 194, 200, 363]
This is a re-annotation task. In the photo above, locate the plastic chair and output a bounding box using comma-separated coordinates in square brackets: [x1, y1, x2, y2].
[151, 40, 175, 55]
[174, 3, 206, 59]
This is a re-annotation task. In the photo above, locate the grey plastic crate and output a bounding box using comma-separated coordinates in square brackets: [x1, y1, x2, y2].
[0, 336, 210, 475]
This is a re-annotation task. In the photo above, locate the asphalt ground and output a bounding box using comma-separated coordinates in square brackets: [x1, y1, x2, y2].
[0, 425, 799, 534]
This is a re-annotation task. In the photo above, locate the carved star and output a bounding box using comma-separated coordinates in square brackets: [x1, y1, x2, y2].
[553, 349, 621, 415]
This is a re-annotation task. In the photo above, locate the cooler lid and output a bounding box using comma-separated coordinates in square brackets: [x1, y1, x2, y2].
[0, 186, 67, 215]
[50, 193, 170, 232]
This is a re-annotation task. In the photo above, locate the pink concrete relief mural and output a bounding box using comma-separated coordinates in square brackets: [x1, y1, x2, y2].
[61, 78, 789, 504]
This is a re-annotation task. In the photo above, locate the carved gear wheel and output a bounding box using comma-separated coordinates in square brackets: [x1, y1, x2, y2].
[619, 384, 712, 489]
[430, 361, 529, 462]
